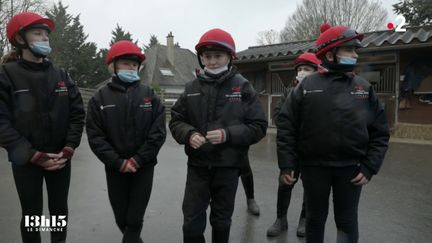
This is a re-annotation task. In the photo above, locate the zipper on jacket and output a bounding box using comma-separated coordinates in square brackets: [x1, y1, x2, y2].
[126, 87, 135, 155]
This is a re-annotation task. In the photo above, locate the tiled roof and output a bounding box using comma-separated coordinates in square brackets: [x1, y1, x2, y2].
[236, 25, 432, 62]
[141, 45, 198, 87]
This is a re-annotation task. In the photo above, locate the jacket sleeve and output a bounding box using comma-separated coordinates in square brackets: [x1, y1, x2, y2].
[169, 91, 198, 145]
[64, 71, 85, 149]
[275, 85, 302, 171]
[0, 74, 36, 165]
[361, 87, 390, 175]
[133, 90, 167, 167]
[273, 87, 291, 120]
[225, 82, 267, 146]
[86, 97, 123, 170]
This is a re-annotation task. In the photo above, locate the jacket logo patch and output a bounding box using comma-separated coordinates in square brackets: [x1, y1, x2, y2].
[100, 104, 116, 110]
[303, 89, 324, 95]
[140, 97, 152, 112]
[187, 93, 201, 97]
[55, 80, 68, 96]
[350, 85, 369, 99]
[58, 81, 66, 87]
[226, 86, 242, 102]
[231, 86, 241, 92]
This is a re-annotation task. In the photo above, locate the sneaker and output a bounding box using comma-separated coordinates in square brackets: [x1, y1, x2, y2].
[296, 217, 306, 237]
[247, 198, 260, 216]
[266, 217, 288, 237]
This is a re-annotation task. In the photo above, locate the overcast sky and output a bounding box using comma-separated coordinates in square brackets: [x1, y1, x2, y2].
[54, 0, 399, 52]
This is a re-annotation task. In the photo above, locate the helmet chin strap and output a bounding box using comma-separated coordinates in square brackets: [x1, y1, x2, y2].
[227, 56, 233, 68]
[113, 60, 118, 77]
[17, 31, 47, 59]
[332, 48, 338, 64]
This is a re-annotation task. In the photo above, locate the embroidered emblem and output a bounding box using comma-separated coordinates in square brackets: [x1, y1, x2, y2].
[140, 97, 153, 112]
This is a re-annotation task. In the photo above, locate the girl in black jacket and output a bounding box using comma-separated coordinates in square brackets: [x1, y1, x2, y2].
[86, 40, 166, 243]
[0, 12, 85, 243]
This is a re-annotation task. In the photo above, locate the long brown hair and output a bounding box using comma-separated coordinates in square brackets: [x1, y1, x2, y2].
[1, 49, 21, 64]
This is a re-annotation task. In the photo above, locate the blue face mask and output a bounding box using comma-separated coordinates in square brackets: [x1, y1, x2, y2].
[29, 41, 52, 56]
[117, 70, 140, 83]
[337, 55, 357, 65]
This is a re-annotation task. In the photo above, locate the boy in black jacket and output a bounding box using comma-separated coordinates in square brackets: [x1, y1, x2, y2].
[268, 52, 321, 238]
[86, 41, 166, 243]
[276, 24, 389, 243]
[169, 28, 267, 243]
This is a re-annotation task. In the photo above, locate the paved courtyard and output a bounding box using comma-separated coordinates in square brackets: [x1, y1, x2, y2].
[1, 131, 431, 242]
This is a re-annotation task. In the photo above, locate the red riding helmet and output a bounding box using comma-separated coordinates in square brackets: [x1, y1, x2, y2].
[195, 28, 236, 58]
[7, 12, 55, 47]
[294, 52, 322, 71]
[106, 40, 145, 65]
[315, 23, 364, 58]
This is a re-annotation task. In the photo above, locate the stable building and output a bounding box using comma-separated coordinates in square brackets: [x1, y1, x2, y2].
[234, 25, 432, 140]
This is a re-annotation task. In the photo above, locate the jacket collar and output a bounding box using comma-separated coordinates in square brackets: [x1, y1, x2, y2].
[320, 60, 355, 75]
[198, 66, 237, 85]
[319, 61, 357, 81]
[108, 76, 139, 92]
[17, 58, 52, 71]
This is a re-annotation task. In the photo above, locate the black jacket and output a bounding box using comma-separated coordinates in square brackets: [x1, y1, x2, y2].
[273, 86, 292, 120]
[86, 78, 166, 171]
[0, 60, 85, 165]
[276, 71, 389, 176]
[169, 67, 267, 168]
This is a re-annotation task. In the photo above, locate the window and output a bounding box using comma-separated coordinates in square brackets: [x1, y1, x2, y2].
[271, 71, 294, 94]
[358, 64, 395, 93]
[242, 71, 266, 93]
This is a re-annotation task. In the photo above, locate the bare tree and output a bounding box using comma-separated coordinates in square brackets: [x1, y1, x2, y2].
[0, 0, 47, 56]
[280, 0, 388, 42]
[256, 29, 280, 45]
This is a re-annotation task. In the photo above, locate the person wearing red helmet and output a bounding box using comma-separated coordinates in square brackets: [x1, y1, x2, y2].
[86, 40, 166, 243]
[196, 29, 262, 218]
[0, 12, 85, 243]
[169, 28, 267, 243]
[267, 52, 321, 238]
[276, 24, 389, 243]
[293, 52, 322, 85]
[196, 28, 261, 218]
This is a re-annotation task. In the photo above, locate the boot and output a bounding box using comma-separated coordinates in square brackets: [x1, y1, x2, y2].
[266, 217, 288, 237]
[296, 216, 306, 237]
[212, 228, 230, 243]
[247, 199, 260, 216]
[183, 234, 205, 243]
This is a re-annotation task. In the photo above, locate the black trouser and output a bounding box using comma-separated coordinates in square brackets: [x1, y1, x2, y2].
[12, 161, 71, 243]
[301, 166, 362, 243]
[182, 165, 240, 243]
[106, 166, 154, 243]
[240, 157, 255, 199]
[276, 171, 306, 219]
